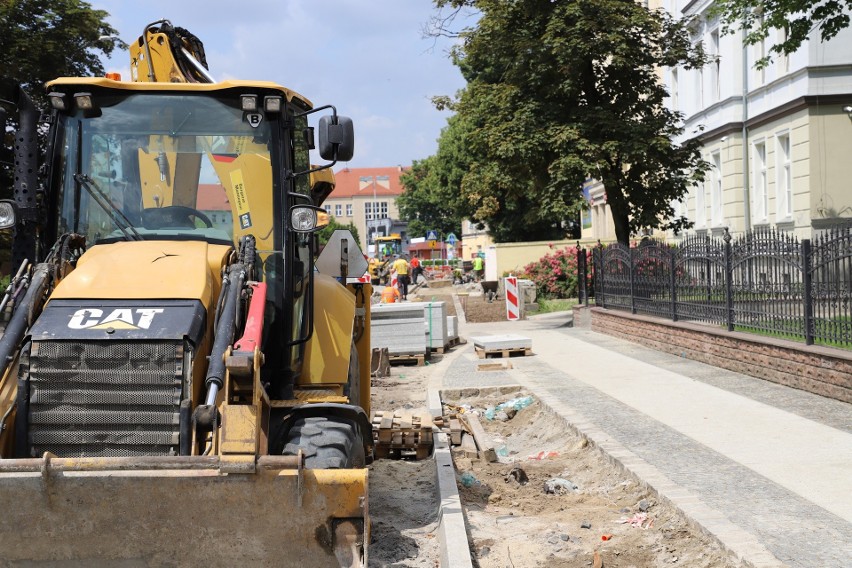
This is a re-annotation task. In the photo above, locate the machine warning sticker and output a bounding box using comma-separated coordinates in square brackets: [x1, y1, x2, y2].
[230, 170, 253, 229]
[245, 113, 263, 128]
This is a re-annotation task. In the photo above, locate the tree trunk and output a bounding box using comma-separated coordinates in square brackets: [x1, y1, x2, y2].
[604, 183, 631, 246]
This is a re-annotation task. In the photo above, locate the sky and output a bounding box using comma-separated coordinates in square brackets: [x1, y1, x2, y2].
[91, 0, 473, 170]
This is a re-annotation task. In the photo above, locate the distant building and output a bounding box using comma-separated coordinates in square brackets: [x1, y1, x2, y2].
[325, 166, 409, 254]
[197, 183, 232, 234]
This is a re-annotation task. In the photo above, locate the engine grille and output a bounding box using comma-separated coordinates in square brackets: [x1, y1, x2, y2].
[26, 340, 185, 458]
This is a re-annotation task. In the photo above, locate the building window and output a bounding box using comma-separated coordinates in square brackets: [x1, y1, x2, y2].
[365, 202, 373, 221]
[709, 29, 720, 103]
[324, 205, 331, 214]
[711, 151, 723, 225]
[753, 141, 768, 222]
[754, 14, 766, 86]
[670, 68, 679, 111]
[776, 133, 792, 219]
[335, 204, 342, 217]
[379, 201, 388, 219]
[346, 203, 353, 217]
[695, 181, 706, 228]
[777, 28, 789, 74]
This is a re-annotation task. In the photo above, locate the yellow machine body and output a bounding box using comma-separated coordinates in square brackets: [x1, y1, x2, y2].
[0, 20, 370, 567]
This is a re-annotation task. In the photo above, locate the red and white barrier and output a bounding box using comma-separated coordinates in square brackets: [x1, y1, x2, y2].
[390, 271, 398, 290]
[505, 276, 520, 320]
[346, 271, 373, 284]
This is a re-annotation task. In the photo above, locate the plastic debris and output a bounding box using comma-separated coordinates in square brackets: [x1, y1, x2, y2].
[617, 512, 653, 529]
[505, 466, 529, 485]
[601, 534, 613, 541]
[527, 450, 559, 460]
[493, 436, 509, 457]
[544, 478, 578, 494]
[483, 396, 534, 420]
[460, 472, 479, 488]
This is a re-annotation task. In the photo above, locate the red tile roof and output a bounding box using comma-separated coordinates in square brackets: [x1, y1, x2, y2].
[197, 184, 230, 211]
[331, 166, 409, 199]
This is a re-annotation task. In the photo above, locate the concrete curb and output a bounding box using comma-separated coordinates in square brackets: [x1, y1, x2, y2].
[427, 344, 474, 568]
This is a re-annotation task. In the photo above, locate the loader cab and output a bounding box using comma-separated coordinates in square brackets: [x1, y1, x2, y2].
[40, 79, 353, 397]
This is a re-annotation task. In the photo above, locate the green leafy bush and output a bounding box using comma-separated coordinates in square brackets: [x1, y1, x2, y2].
[521, 246, 590, 300]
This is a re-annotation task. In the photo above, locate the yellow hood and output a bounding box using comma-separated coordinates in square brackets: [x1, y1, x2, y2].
[51, 241, 232, 302]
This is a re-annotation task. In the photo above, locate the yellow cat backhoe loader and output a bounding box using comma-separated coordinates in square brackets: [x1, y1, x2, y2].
[0, 21, 373, 566]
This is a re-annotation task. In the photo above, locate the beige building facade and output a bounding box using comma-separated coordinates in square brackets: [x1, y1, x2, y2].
[323, 166, 408, 254]
[666, 0, 852, 239]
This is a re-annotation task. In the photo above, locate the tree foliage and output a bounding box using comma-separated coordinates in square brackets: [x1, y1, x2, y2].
[0, 0, 123, 264]
[397, 141, 465, 240]
[714, 0, 852, 67]
[432, 0, 709, 245]
[0, 0, 125, 108]
[318, 216, 361, 250]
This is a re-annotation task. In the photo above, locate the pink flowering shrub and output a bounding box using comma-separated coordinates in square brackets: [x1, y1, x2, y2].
[521, 246, 591, 299]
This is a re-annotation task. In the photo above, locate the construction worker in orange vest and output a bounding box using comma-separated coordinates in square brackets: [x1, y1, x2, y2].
[381, 284, 401, 303]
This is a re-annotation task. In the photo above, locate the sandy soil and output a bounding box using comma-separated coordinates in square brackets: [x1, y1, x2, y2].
[367, 281, 747, 568]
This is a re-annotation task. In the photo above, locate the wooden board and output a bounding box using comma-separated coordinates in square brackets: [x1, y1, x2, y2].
[388, 353, 425, 366]
[475, 346, 532, 359]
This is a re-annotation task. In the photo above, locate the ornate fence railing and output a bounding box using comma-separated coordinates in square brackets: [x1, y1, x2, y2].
[586, 227, 852, 348]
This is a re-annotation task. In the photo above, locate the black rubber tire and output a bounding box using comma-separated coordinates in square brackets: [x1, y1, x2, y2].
[282, 416, 366, 469]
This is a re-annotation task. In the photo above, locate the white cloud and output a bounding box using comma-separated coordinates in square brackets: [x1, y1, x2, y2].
[93, 0, 467, 168]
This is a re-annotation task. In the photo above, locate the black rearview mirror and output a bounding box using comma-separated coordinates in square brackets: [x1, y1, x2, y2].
[318, 115, 354, 162]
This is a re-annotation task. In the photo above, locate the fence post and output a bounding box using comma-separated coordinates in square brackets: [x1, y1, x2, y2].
[630, 245, 637, 314]
[802, 239, 814, 345]
[577, 245, 586, 305]
[724, 229, 734, 332]
[670, 248, 678, 321]
[595, 246, 605, 308]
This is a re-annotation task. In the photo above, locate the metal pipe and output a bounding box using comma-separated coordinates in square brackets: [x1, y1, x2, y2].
[204, 264, 245, 405]
[741, 11, 752, 232]
[180, 47, 215, 83]
[0, 264, 49, 378]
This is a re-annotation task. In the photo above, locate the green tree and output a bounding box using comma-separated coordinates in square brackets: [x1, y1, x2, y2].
[318, 216, 361, 250]
[435, 0, 708, 245]
[0, 0, 125, 109]
[397, 156, 462, 240]
[715, 0, 852, 67]
[0, 0, 123, 269]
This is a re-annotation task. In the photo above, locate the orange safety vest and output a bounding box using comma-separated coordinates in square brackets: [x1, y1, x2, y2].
[381, 286, 400, 303]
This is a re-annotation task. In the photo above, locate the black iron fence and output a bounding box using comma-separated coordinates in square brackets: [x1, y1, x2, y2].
[586, 227, 852, 348]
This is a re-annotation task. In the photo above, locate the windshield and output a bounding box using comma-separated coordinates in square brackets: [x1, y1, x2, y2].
[54, 92, 275, 249]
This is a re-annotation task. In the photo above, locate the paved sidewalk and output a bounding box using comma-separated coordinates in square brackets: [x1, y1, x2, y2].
[441, 309, 852, 568]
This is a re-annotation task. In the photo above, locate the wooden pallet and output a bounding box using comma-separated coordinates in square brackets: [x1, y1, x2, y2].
[475, 346, 532, 359]
[371, 410, 434, 460]
[388, 353, 425, 366]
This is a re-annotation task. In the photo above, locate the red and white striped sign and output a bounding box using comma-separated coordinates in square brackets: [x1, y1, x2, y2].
[345, 271, 373, 284]
[390, 271, 398, 289]
[505, 276, 520, 320]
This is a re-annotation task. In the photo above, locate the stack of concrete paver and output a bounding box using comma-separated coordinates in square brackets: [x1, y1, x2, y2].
[371, 301, 450, 356]
[470, 334, 532, 358]
[421, 301, 449, 350]
[447, 315, 458, 344]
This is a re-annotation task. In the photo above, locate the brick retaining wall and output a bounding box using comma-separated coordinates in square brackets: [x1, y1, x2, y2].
[588, 307, 852, 404]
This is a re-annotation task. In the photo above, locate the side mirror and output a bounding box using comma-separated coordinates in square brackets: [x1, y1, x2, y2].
[318, 115, 354, 162]
[0, 200, 17, 230]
